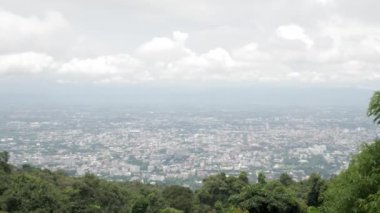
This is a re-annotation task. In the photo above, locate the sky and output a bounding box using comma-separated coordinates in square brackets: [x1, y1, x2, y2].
[0, 0, 379, 106]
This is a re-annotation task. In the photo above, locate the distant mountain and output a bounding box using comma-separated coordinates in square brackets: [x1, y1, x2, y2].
[0, 81, 374, 109]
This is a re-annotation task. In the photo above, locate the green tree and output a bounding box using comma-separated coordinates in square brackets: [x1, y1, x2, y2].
[0, 151, 9, 164]
[368, 91, 380, 125]
[322, 140, 380, 212]
[159, 207, 184, 213]
[147, 190, 167, 213]
[357, 191, 380, 213]
[279, 173, 294, 186]
[0, 151, 10, 173]
[0, 174, 63, 212]
[162, 185, 193, 213]
[132, 198, 149, 213]
[238, 171, 249, 184]
[229, 182, 302, 213]
[67, 173, 130, 212]
[195, 172, 249, 210]
[257, 172, 266, 184]
[306, 173, 325, 207]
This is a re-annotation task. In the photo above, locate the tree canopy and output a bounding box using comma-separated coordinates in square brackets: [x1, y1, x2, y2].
[368, 91, 380, 125]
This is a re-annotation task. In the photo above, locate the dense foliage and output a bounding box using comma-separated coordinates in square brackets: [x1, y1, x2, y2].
[368, 91, 380, 125]
[0, 156, 318, 213]
[322, 140, 380, 213]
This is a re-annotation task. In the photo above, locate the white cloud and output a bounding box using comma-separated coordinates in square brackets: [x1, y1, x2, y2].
[0, 52, 55, 75]
[197, 48, 236, 69]
[276, 24, 314, 49]
[166, 48, 238, 80]
[58, 54, 151, 83]
[0, 9, 70, 53]
[59, 54, 139, 75]
[173, 31, 189, 42]
[232, 43, 271, 62]
[136, 31, 192, 61]
[0, 10, 69, 36]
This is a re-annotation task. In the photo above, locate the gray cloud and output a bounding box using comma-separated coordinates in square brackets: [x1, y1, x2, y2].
[0, 0, 379, 87]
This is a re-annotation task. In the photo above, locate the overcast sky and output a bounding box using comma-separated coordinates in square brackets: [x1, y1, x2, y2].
[0, 0, 379, 88]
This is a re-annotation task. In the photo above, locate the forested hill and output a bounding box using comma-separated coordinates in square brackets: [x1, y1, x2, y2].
[0, 139, 379, 212]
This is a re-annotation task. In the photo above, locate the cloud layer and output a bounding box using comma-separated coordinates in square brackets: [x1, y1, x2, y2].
[0, 0, 379, 87]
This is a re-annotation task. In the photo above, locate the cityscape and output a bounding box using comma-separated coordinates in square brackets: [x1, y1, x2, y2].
[0, 105, 377, 188]
[1, 0, 380, 211]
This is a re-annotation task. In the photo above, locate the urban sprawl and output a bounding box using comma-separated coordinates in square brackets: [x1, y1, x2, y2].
[0, 106, 378, 188]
